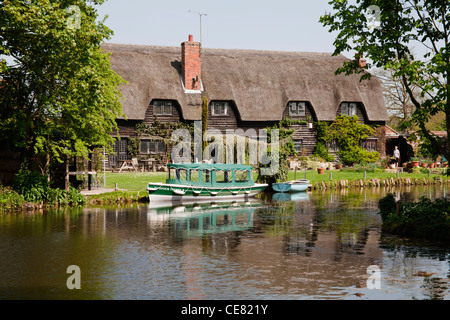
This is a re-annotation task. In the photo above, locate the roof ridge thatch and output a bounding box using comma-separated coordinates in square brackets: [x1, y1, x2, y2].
[104, 43, 388, 123]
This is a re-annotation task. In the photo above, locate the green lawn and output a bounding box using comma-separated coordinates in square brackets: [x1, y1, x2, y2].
[103, 168, 449, 192]
[104, 172, 167, 191]
[287, 169, 447, 184]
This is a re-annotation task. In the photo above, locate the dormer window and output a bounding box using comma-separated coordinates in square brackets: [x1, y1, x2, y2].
[288, 102, 306, 117]
[211, 101, 230, 116]
[341, 102, 358, 117]
[153, 100, 173, 115]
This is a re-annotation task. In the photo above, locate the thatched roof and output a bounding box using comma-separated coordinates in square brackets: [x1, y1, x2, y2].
[103, 43, 388, 122]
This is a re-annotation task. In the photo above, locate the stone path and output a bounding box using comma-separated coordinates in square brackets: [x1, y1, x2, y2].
[80, 188, 118, 196]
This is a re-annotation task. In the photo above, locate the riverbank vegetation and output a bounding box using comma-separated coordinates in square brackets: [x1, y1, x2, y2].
[2, 167, 449, 212]
[0, 169, 86, 213]
[379, 194, 450, 242]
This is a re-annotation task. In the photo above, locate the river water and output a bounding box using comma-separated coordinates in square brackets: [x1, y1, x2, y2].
[0, 185, 448, 300]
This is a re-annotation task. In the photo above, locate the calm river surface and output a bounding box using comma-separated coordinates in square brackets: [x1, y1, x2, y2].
[0, 185, 449, 300]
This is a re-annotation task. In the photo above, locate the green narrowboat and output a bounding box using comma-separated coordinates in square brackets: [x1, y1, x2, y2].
[146, 163, 268, 202]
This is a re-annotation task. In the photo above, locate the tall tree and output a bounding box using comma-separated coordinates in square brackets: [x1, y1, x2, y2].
[374, 68, 419, 122]
[320, 0, 450, 160]
[0, 0, 125, 175]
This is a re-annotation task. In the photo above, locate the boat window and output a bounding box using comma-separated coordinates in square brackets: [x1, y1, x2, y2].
[216, 170, 232, 183]
[176, 169, 187, 181]
[203, 170, 210, 183]
[189, 170, 199, 182]
[235, 170, 249, 183]
[169, 168, 176, 180]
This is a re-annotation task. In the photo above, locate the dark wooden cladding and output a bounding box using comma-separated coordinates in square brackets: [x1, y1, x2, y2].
[115, 119, 141, 137]
[204, 101, 318, 154]
[282, 103, 317, 155]
[114, 98, 387, 159]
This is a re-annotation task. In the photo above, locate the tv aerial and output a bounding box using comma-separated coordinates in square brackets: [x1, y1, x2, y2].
[189, 10, 207, 45]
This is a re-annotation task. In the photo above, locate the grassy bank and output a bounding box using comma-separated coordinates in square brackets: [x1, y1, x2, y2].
[291, 169, 450, 189]
[3, 168, 448, 211]
[101, 168, 450, 192]
[103, 172, 167, 191]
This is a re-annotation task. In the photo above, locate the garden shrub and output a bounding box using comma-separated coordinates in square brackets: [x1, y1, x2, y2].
[340, 162, 381, 173]
[378, 194, 450, 241]
[13, 169, 50, 203]
[326, 115, 379, 165]
[0, 186, 25, 212]
[378, 193, 397, 220]
[313, 141, 335, 162]
[13, 169, 86, 205]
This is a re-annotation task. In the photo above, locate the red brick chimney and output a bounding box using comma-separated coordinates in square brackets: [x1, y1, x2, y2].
[181, 35, 202, 91]
[357, 52, 367, 68]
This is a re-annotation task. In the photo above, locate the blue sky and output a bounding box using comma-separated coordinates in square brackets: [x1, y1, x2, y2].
[95, 0, 343, 55]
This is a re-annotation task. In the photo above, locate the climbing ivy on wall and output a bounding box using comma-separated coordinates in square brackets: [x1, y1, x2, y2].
[326, 115, 379, 165]
[257, 117, 304, 184]
[313, 121, 335, 162]
[201, 96, 209, 152]
[135, 119, 194, 162]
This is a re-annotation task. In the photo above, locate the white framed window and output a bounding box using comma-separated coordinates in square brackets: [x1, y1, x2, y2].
[328, 139, 339, 152]
[293, 139, 303, 153]
[341, 102, 358, 116]
[153, 100, 173, 115]
[211, 101, 230, 116]
[108, 139, 128, 165]
[288, 102, 306, 117]
[140, 140, 165, 154]
[360, 138, 378, 151]
[109, 139, 128, 162]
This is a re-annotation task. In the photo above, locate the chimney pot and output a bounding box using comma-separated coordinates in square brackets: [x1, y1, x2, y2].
[359, 58, 367, 68]
[356, 52, 367, 68]
[189, 34, 193, 42]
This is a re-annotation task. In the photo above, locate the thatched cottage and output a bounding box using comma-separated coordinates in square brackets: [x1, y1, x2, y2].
[103, 35, 388, 167]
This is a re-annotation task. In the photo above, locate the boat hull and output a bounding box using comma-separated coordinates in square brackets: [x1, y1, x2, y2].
[272, 183, 291, 193]
[289, 183, 309, 192]
[272, 180, 309, 193]
[147, 182, 268, 203]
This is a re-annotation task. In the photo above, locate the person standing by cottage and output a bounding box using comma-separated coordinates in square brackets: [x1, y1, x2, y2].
[393, 146, 400, 167]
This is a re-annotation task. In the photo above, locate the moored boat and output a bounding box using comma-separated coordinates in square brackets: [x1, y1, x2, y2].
[147, 163, 268, 202]
[272, 179, 310, 193]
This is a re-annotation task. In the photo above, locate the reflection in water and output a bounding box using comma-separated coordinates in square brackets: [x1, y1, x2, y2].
[0, 185, 448, 300]
[147, 201, 261, 238]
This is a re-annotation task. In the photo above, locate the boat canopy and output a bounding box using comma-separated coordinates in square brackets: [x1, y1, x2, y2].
[166, 163, 255, 187]
[167, 163, 253, 171]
